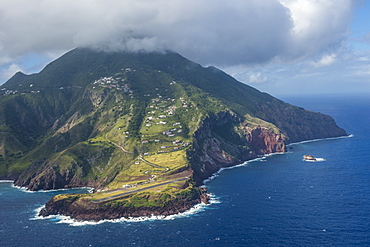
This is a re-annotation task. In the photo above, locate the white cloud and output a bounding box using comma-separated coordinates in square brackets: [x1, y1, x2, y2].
[310, 54, 337, 67]
[0, 63, 23, 82]
[0, 0, 363, 94]
[357, 56, 370, 61]
[227, 49, 370, 95]
[0, 0, 356, 66]
[247, 72, 268, 84]
[279, 0, 354, 58]
[0, 56, 11, 66]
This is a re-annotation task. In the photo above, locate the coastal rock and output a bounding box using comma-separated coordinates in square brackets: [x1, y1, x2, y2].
[303, 155, 316, 161]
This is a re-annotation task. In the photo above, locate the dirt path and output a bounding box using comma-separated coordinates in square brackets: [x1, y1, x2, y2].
[105, 133, 133, 154]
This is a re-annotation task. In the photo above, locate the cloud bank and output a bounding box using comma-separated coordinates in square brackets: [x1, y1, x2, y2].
[0, 0, 356, 69]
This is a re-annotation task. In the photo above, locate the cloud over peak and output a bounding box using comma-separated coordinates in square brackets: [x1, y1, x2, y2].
[0, 0, 357, 81]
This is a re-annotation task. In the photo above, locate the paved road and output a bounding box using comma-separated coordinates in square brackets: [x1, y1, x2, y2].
[91, 177, 188, 203]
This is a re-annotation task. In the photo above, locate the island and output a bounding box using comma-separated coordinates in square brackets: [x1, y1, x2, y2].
[0, 48, 347, 220]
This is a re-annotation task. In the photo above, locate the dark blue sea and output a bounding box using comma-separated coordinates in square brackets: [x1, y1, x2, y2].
[1, 94, 370, 246]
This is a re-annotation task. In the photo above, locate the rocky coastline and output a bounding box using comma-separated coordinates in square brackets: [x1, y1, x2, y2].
[39, 187, 210, 221]
[37, 118, 287, 221]
[37, 110, 347, 221]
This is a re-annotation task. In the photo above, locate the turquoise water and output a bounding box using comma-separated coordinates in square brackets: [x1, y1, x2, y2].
[1, 94, 369, 246]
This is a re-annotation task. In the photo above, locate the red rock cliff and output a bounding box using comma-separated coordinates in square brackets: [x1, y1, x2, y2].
[189, 111, 286, 185]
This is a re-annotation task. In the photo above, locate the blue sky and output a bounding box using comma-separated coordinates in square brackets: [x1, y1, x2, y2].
[350, 0, 370, 50]
[0, 0, 369, 96]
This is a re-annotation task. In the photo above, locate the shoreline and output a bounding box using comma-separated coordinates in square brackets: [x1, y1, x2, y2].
[203, 151, 290, 185]
[203, 134, 351, 188]
[8, 134, 352, 224]
[12, 183, 94, 193]
[38, 185, 211, 222]
[32, 193, 220, 226]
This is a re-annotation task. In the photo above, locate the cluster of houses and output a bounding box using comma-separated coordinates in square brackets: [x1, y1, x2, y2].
[1, 88, 40, 96]
[1, 88, 18, 95]
[162, 126, 182, 136]
[92, 76, 132, 93]
[140, 136, 191, 154]
[179, 97, 192, 108]
[137, 94, 193, 154]
[145, 96, 176, 127]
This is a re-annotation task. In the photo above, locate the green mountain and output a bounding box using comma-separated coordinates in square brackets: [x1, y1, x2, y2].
[0, 48, 347, 219]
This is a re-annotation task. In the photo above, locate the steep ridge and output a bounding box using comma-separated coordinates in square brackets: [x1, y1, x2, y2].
[0, 48, 347, 219]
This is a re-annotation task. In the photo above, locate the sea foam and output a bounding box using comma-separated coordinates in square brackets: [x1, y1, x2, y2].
[12, 184, 94, 193]
[203, 153, 285, 184]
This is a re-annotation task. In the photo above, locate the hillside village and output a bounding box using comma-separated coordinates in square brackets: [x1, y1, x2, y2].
[91, 68, 194, 151]
[88, 69, 197, 189]
[1, 87, 40, 96]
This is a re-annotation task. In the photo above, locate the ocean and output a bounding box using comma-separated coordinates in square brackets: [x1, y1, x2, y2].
[1, 94, 370, 246]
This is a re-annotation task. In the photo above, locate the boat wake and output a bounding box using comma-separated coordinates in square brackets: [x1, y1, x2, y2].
[289, 134, 353, 146]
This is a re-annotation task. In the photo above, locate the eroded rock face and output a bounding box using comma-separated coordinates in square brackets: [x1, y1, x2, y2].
[14, 159, 93, 191]
[189, 111, 286, 184]
[248, 127, 286, 155]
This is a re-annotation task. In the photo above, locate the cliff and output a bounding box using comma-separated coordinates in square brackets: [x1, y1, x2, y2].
[189, 110, 286, 184]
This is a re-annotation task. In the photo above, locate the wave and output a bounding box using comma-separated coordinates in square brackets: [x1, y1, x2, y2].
[30, 206, 49, 220]
[11, 184, 37, 193]
[208, 193, 221, 204]
[288, 134, 353, 146]
[0, 180, 14, 183]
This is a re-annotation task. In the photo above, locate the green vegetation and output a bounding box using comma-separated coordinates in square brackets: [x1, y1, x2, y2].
[144, 150, 188, 172]
[243, 114, 281, 134]
[0, 47, 347, 213]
